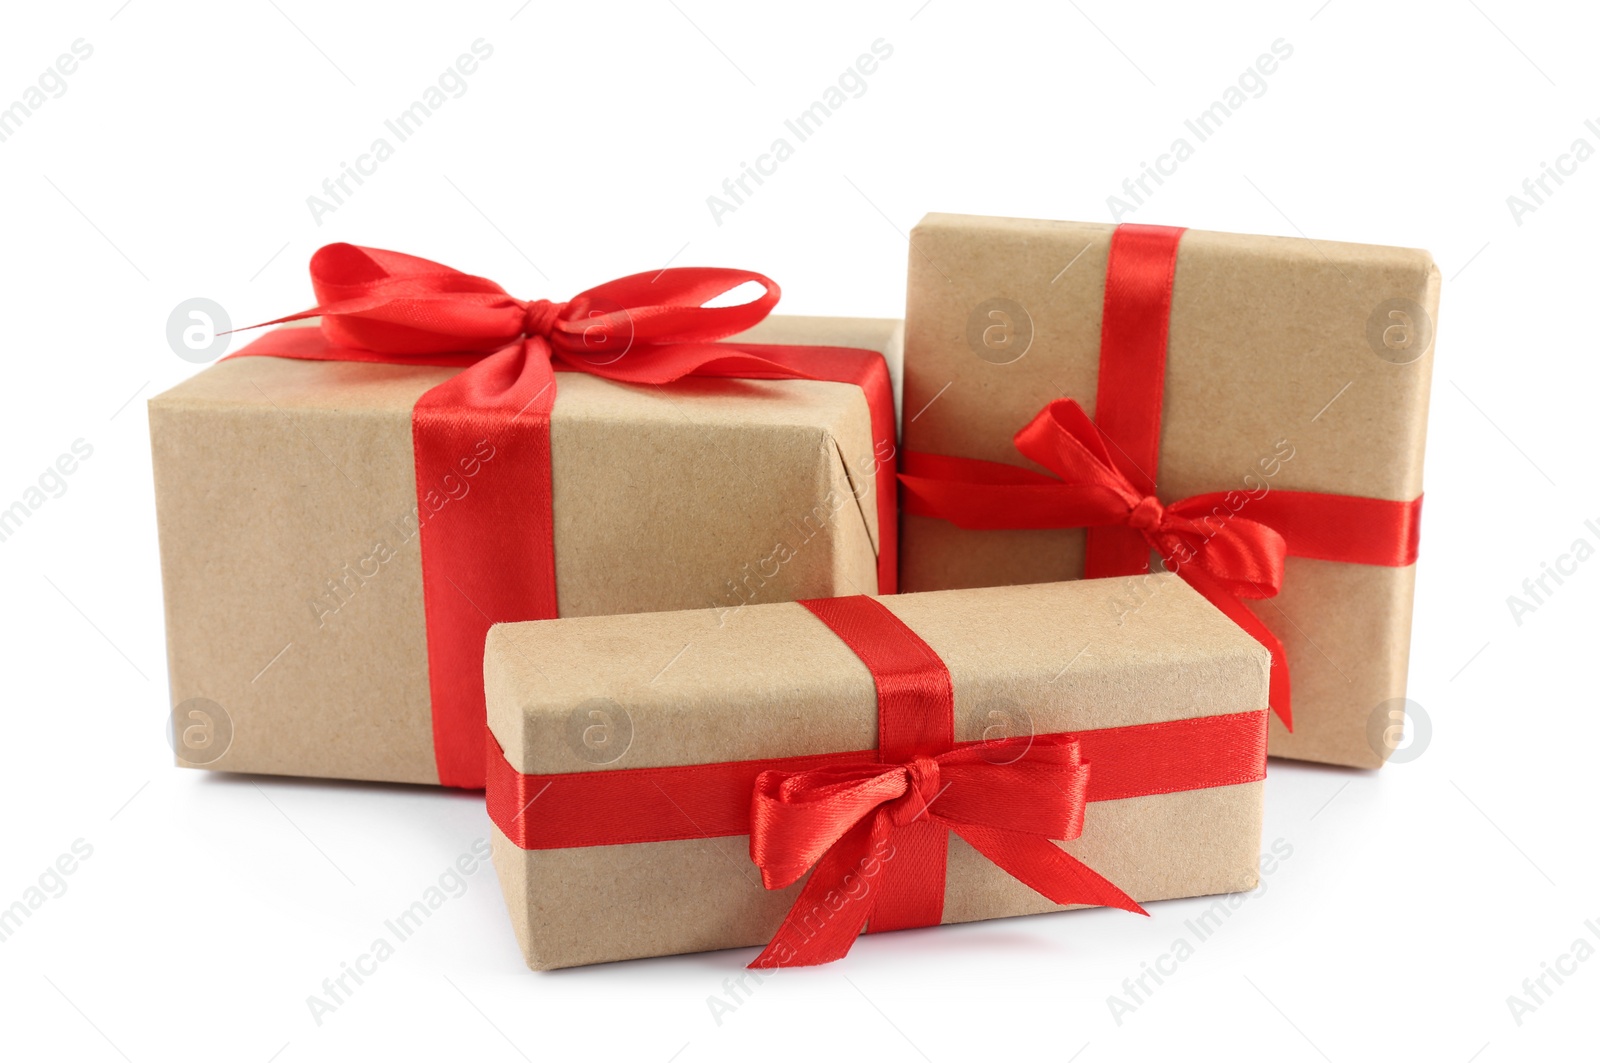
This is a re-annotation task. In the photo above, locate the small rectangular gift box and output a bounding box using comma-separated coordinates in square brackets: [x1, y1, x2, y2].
[899, 215, 1437, 768]
[485, 575, 1269, 969]
[150, 245, 902, 788]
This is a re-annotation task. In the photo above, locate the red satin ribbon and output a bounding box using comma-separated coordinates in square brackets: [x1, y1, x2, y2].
[231, 245, 897, 788]
[1087, 223, 1186, 578]
[900, 223, 1425, 731]
[486, 596, 1272, 967]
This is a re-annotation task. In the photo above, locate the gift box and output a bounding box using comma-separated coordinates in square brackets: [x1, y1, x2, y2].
[899, 215, 1436, 768]
[485, 575, 1269, 969]
[151, 245, 902, 787]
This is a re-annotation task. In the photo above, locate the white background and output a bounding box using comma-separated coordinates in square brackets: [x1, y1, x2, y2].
[0, 1, 1595, 1060]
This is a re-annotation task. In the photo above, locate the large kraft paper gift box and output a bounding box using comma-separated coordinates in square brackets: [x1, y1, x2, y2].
[485, 575, 1270, 969]
[151, 244, 902, 788]
[899, 215, 1437, 769]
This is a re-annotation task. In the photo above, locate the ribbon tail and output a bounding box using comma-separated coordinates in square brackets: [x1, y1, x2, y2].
[750, 817, 885, 969]
[954, 824, 1146, 916]
[863, 819, 946, 934]
[1182, 572, 1292, 732]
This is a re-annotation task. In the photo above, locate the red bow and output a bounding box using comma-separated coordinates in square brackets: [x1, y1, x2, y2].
[748, 733, 1144, 967]
[1019, 400, 1288, 598]
[902, 399, 1426, 732]
[899, 400, 1289, 601]
[249, 243, 805, 379]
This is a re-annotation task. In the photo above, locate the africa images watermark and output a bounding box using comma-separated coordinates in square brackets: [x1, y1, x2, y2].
[305, 838, 493, 1025]
[0, 439, 95, 546]
[306, 38, 495, 226]
[306, 438, 498, 628]
[1504, 515, 1599, 627]
[705, 835, 896, 1026]
[1505, 917, 1600, 1027]
[0, 38, 93, 145]
[0, 839, 95, 945]
[1106, 38, 1293, 221]
[705, 435, 896, 626]
[1505, 117, 1600, 227]
[706, 38, 894, 226]
[1106, 837, 1295, 1025]
[1102, 435, 1297, 626]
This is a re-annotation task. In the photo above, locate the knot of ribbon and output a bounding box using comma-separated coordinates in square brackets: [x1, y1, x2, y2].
[887, 755, 942, 827]
[747, 732, 1144, 967]
[1125, 494, 1164, 532]
[520, 298, 567, 342]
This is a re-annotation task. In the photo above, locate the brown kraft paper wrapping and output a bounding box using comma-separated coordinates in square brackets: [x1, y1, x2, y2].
[485, 575, 1268, 970]
[900, 214, 1438, 769]
[150, 315, 903, 785]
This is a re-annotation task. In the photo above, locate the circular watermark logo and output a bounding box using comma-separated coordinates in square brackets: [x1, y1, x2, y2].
[565, 697, 633, 765]
[167, 298, 232, 364]
[966, 297, 1033, 365]
[1365, 298, 1433, 365]
[1365, 697, 1431, 764]
[967, 696, 1036, 765]
[562, 295, 635, 368]
[166, 697, 234, 765]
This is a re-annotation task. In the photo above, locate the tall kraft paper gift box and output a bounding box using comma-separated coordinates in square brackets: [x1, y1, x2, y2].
[151, 291, 903, 787]
[899, 214, 1437, 769]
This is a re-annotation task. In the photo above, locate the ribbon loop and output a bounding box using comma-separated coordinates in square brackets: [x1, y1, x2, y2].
[749, 762, 910, 889]
[302, 242, 529, 355]
[1013, 396, 1137, 504]
[566, 267, 780, 347]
